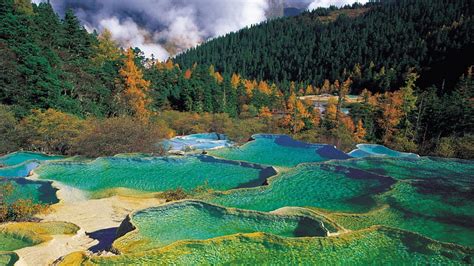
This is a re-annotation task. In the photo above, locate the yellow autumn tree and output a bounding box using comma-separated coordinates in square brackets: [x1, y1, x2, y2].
[354, 119, 366, 142]
[337, 78, 352, 120]
[281, 92, 310, 133]
[310, 107, 321, 128]
[156, 59, 177, 71]
[323, 98, 338, 129]
[257, 81, 272, 95]
[340, 114, 355, 133]
[19, 109, 85, 154]
[93, 29, 121, 65]
[231, 73, 241, 88]
[14, 0, 33, 14]
[209, 65, 223, 83]
[360, 88, 372, 104]
[258, 106, 273, 120]
[377, 91, 404, 144]
[332, 80, 340, 94]
[119, 48, 152, 121]
[321, 79, 331, 94]
[244, 80, 257, 97]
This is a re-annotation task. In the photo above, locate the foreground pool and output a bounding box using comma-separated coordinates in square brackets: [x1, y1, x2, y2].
[114, 200, 328, 253]
[62, 226, 474, 265]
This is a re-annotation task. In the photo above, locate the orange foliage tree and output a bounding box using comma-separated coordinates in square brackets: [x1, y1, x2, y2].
[354, 119, 367, 142]
[119, 48, 152, 121]
[231, 73, 241, 88]
[258, 106, 273, 120]
[377, 91, 404, 144]
[281, 92, 311, 133]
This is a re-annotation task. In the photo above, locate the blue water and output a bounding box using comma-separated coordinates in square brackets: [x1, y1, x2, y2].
[0, 162, 40, 178]
[348, 144, 419, 159]
[163, 133, 233, 152]
[0, 152, 63, 166]
[209, 134, 350, 167]
[0, 152, 62, 204]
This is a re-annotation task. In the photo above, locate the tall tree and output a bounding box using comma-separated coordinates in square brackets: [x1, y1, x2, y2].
[93, 29, 121, 66]
[118, 48, 152, 121]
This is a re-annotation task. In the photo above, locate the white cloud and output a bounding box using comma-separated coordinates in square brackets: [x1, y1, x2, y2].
[99, 17, 170, 61]
[32, 0, 367, 60]
[33, 0, 268, 60]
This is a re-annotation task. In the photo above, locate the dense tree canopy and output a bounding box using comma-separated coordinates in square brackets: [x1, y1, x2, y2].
[175, 0, 473, 94]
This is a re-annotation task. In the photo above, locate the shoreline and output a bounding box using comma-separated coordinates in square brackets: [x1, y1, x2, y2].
[15, 173, 166, 265]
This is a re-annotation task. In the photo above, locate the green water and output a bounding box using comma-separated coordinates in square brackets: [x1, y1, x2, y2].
[3, 136, 474, 263]
[82, 227, 474, 265]
[209, 134, 349, 167]
[36, 155, 273, 195]
[326, 156, 474, 180]
[0, 152, 63, 167]
[211, 164, 394, 213]
[3, 178, 59, 204]
[0, 252, 19, 266]
[0, 162, 41, 178]
[317, 157, 474, 247]
[330, 181, 474, 247]
[0, 232, 34, 251]
[117, 201, 327, 253]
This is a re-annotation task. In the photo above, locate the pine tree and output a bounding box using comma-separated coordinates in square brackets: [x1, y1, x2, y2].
[399, 70, 418, 138]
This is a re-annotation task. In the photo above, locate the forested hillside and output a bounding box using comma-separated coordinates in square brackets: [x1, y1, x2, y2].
[175, 0, 474, 93]
[0, 0, 473, 159]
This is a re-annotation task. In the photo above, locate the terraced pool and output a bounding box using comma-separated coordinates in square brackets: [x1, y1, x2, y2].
[209, 134, 349, 167]
[211, 164, 395, 213]
[114, 200, 328, 253]
[2, 135, 474, 264]
[62, 227, 474, 265]
[0, 152, 63, 167]
[36, 155, 276, 196]
[0, 152, 61, 204]
[348, 144, 419, 158]
[163, 133, 233, 152]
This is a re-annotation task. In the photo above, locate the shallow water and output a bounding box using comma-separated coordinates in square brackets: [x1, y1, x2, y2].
[4, 178, 59, 204]
[0, 152, 63, 167]
[3, 136, 474, 262]
[0, 162, 40, 178]
[209, 134, 349, 167]
[163, 133, 233, 152]
[324, 157, 474, 246]
[326, 156, 474, 180]
[211, 164, 394, 213]
[348, 144, 419, 158]
[117, 201, 327, 252]
[36, 155, 275, 195]
[0, 152, 60, 204]
[0, 233, 34, 252]
[83, 227, 474, 265]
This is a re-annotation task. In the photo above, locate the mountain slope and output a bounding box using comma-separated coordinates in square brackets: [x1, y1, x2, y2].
[175, 0, 474, 92]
